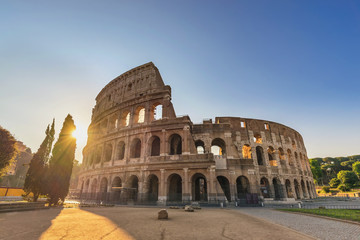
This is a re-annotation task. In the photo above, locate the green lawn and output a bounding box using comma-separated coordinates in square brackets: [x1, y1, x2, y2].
[279, 208, 360, 222]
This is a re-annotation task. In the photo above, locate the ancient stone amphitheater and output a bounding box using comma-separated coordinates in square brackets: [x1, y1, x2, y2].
[77, 62, 316, 205]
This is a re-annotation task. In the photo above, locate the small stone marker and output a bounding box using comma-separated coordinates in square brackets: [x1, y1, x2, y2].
[184, 205, 194, 212]
[158, 209, 168, 219]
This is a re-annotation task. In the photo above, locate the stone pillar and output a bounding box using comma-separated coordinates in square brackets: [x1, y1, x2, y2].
[160, 129, 166, 156]
[183, 168, 190, 202]
[229, 171, 236, 202]
[208, 166, 217, 202]
[157, 169, 166, 205]
[125, 134, 130, 163]
[111, 140, 116, 166]
[183, 126, 190, 155]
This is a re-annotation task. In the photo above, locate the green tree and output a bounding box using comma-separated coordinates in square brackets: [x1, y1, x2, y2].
[329, 178, 340, 188]
[337, 170, 358, 189]
[47, 114, 76, 205]
[0, 126, 17, 176]
[310, 158, 323, 184]
[352, 162, 360, 177]
[24, 121, 55, 201]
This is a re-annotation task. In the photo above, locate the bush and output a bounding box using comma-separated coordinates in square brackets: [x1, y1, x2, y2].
[337, 184, 351, 192]
[337, 170, 358, 188]
[329, 178, 340, 188]
[322, 186, 331, 193]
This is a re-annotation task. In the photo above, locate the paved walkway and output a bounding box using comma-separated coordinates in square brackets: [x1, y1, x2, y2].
[0, 207, 314, 240]
[238, 208, 360, 240]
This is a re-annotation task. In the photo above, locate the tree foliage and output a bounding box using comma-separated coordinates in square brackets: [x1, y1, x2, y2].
[0, 126, 17, 175]
[337, 170, 358, 188]
[329, 178, 340, 188]
[352, 162, 360, 177]
[47, 114, 76, 205]
[24, 121, 55, 201]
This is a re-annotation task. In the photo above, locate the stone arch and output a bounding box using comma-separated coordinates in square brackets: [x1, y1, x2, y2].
[130, 138, 141, 158]
[301, 180, 307, 198]
[120, 110, 131, 127]
[168, 174, 182, 202]
[256, 146, 264, 165]
[125, 175, 139, 202]
[149, 136, 161, 156]
[242, 144, 252, 159]
[195, 140, 205, 154]
[285, 179, 293, 198]
[116, 141, 125, 160]
[253, 133, 262, 144]
[90, 178, 98, 199]
[273, 178, 283, 200]
[294, 179, 301, 199]
[111, 176, 122, 202]
[306, 181, 312, 199]
[217, 176, 231, 201]
[151, 102, 163, 121]
[267, 146, 277, 166]
[144, 174, 159, 202]
[191, 173, 208, 202]
[260, 177, 270, 198]
[100, 177, 108, 201]
[134, 106, 145, 124]
[211, 138, 226, 156]
[287, 149, 293, 166]
[104, 143, 113, 162]
[236, 176, 250, 199]
[169, 134, 182, 155]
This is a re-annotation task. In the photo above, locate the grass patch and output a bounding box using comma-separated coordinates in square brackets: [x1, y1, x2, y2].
[279, 208, 360, 222]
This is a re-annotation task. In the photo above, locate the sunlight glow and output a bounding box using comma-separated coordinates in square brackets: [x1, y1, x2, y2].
[72, 124, 88, 145]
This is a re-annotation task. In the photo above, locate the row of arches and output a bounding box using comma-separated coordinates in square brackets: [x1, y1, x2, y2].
[85, 134, 183, 165]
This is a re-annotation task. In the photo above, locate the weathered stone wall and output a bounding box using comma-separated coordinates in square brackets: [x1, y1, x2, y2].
[77, 62, 316, 204]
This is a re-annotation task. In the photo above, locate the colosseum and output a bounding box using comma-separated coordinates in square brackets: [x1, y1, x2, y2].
[77, 62, 316, 205]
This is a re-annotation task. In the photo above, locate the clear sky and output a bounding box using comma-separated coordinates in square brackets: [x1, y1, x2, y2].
[1, 1, 359, 161]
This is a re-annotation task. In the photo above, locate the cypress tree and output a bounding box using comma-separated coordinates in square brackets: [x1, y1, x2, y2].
[24, 120, 55, 201]
[47, 114, 76, 205]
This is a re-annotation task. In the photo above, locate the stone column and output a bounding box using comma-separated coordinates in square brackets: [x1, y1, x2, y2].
[111, 140, 116, 166]
[229, 171, 236, 202]
[183, 168, 190, 202]
[160, 129, 166, 156]
[157, 169, 166, 205]
[208, 166, 217, 202]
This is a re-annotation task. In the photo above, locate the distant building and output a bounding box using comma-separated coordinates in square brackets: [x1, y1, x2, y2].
[77, 62, 316, 205]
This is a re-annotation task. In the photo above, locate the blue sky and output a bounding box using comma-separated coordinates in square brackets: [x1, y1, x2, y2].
[1, 1, 359, 160]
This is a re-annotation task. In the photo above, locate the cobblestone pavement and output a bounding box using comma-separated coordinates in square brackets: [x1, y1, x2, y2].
[238, 208, 360, 240]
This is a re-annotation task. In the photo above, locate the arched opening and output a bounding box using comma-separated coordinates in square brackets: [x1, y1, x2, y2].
[126, 175, 139, 202]
[90, 179, 98, 200]
[111, 177, 122, 202]
[104, 143, 112, 162]
[260, 177, 270, 198]
[130, 138, 141, 158]
[108, 114, 118, 130]
[292, 140, 296, 150]
[267, 146, 277, 166]
[306, 181, 312, 199]
[151, 103, 163, 120]
[273, 178, 283, 200]
[287, 149, 293, 166]
[285, 179, 293, 198]
[279, 148, 286, 167]
[134, 106, 145, 123]
[168, 174, 182, 202]
[217, 176, 231, 201]
[301, 180, 307, 198]
[100, 119, 108, 133]
[95, 146, 102, 164]
[294, 180, 301, 199]
[211, 138, 226, 156]
[100, 177, 108, 202]
[192, 173, 207, 202]
[169, 134, 182, 155]
[145, 174, 159, 202]
[242, 144, 252, 159]
[195, 140, 205, 154]
[150, 136, 160, 156]
[236, 176, 250, 199]
[253, 133, 262, 144]
[117, 141, 125, 160]
[294, 152, 299, 168]
[256, 146, 264, 165]
[120, 111, 131, 127]
[84, 179, 90, 199]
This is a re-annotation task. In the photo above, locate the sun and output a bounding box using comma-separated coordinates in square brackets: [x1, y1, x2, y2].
[71, 124, 88, 144]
